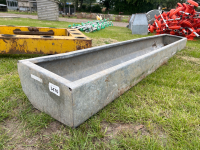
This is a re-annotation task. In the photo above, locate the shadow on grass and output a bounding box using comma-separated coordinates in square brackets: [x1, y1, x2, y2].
[0, 54, 46, 59]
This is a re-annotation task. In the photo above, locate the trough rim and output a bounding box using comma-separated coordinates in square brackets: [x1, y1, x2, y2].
[18, 34, 187, 89]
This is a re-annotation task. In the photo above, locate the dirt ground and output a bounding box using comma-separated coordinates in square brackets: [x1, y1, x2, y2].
[0, 13, 128, 27]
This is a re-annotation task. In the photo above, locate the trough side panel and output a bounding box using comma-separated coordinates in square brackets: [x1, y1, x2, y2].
[132, 25, 148, 35]
[72, 38, 186, 127]
[0, 38, 91, 54]
[129, 14, 135, 30]
[17, 62, 74, 127]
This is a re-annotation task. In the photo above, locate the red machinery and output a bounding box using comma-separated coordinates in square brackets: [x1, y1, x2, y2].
[148, 0, 200, 40]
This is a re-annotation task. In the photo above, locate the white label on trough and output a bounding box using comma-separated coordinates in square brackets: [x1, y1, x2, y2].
[31, 74, 43, 83]
[49, 83, 60, 96]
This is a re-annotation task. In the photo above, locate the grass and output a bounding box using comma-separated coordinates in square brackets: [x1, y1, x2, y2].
[2, 10, 37, 15]
[0, 18, 72, 28]
[0, 18, 200, 149]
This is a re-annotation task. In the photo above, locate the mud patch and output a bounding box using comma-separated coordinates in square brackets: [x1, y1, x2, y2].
[0, 119, 23, 141]
[0, 119, 39, 149]
[38, 121, 65, 145]
[42, 121, 62, 136]
[0, 119, 66, 149]
[92, 38, 118, 47]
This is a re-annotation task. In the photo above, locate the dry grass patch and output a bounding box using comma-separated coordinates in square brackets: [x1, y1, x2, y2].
[178, 56, 200, 64]
[0, 119, 28, 149]
[0, 119, 66, 149]
[101, 122, 149, 139]
[92, 38, 118, 47]
[185, 46, 197, 51]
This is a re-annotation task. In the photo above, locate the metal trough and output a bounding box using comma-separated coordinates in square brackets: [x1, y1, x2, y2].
[18, 35, 187, 128]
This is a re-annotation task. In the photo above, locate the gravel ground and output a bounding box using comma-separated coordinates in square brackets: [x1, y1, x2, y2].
[0, 13, 128, 27]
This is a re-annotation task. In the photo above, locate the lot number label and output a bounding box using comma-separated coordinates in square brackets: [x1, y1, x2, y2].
[49, 83, 60, 96]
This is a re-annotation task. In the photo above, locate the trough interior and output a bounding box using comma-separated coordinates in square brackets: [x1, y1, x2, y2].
[37, 35, 180, 82]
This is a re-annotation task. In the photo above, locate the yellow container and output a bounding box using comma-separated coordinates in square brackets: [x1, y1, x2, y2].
[0, 26, 92, 54]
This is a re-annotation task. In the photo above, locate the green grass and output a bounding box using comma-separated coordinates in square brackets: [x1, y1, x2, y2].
[2, 10, 37, 15]
[0, 18, 73, 28]
[0, 18, 200, 149]
[0, 127, 10, 149]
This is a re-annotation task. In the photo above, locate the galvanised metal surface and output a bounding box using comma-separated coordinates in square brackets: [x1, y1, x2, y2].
[18, 35, 187, 128]
[146, 9, 162, 24]
[6, 0, 18, 11]
[37, 0, 59, 21]
[129, 14, 135, 30]
[0, 26, 92, 54]
[132, 14, 148, 35]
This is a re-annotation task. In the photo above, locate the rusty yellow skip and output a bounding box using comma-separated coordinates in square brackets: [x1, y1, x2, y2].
[0, 25, 92, 54]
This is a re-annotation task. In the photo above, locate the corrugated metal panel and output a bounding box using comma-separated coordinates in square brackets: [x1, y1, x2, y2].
[37, 0, 59, 21]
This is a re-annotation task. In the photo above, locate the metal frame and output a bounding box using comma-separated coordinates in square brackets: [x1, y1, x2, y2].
[0, 25, 92, 54]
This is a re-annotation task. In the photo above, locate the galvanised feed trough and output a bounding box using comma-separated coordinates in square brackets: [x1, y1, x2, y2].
[18, 34, 187, 128]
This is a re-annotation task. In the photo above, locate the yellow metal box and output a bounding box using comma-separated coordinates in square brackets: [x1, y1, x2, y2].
[0, 26, 92, 54]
